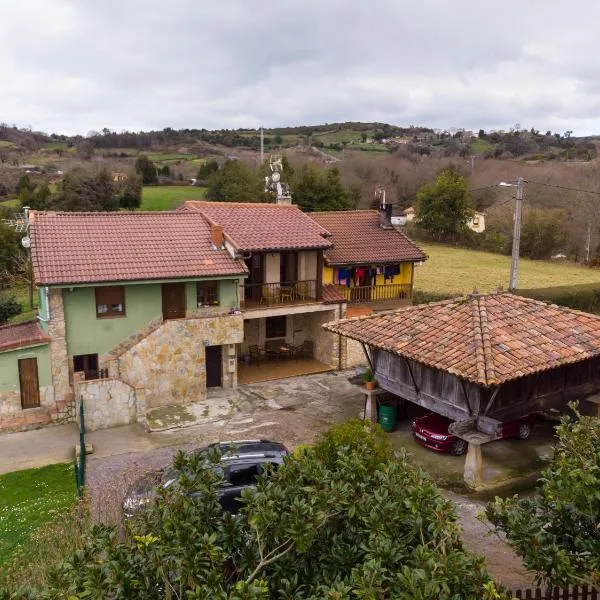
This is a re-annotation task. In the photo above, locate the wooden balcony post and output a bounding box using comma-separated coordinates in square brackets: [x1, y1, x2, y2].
[316, 251, 323, 299]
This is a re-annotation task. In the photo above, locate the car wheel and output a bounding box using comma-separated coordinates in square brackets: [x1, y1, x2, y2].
[450, 439, 468, 456]
[516, 422, 532, 440]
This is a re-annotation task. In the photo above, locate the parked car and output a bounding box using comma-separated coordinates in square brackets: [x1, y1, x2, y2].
[411, 412, 536, 456]
[123, 440, 289, 517]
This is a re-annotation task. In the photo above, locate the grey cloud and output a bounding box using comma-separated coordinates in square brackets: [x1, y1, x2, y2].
[1, 1, 600, 134]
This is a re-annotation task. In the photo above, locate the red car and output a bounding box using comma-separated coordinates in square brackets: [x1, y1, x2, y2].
[411, 412, 535, 456]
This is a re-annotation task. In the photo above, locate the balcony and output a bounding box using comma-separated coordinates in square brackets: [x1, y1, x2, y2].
[241, 280, 319, 309]
[334, 283, 412, 304]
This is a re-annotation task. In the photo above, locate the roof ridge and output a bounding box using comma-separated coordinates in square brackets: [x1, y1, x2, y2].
[478, 295, 497, 385]
[470, 296, 488, 385]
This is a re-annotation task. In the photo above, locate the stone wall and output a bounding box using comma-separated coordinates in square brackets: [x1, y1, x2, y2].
[47, 289, 71, 404]
[310, 308, 340, 368]
[75, 377, 140, 431]
[346, 339, 367, 368]
[118, 314, 243, 409]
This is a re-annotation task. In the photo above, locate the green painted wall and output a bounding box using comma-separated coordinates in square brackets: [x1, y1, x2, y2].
[0, 344, 51, 392]
[63, 279, 241, 357]
[63, 284, 163, 356]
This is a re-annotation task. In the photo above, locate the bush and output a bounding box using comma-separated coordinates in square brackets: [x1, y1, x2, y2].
[0, 297, 21, 324]
[516, 283, 600, 314]
[412, 289, 455, 304]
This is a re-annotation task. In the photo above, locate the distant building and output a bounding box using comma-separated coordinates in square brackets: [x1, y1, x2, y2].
[404, 207, 415, 223]
[467, 211, 486, 233]
[112, 172, 128, 183]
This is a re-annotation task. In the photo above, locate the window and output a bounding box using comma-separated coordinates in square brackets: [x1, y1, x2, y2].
[197, 281, 219, 306]
[266, 315, 286, 339]
[95, 286, 125, 318]
[73, 354, 100, 380]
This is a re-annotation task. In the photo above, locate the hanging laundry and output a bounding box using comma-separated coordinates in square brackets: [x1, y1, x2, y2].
[338, 267, 350, 281]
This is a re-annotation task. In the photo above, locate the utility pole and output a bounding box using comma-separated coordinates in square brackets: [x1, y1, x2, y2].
[509, 177, 525, 291]
[585, 221, 591, 264]
[260, 127, 264, 165]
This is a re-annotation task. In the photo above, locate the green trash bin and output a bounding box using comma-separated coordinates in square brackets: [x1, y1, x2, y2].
[378, 401, 397, 432]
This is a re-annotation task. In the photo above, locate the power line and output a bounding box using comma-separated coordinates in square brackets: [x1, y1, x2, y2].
[528, 180, 600, 196]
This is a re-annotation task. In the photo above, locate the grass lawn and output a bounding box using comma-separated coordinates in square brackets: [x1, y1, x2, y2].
[0, 198, 19, 209]
[414, 243, 600, 295]
[0, 463, 76, 563]
[140, 185, 207, 211]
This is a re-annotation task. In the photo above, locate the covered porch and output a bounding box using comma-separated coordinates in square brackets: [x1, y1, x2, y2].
[239, 304, 342, 384]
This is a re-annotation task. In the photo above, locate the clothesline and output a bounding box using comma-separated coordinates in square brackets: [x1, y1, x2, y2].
[334, 265, 401, 287]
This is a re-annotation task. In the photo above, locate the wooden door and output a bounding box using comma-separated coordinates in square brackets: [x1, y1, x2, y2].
[248, 255, 263, 302]
[205, 345, 222, 388]
[162, 283, 186, 320]
[18, 358, 40, 409]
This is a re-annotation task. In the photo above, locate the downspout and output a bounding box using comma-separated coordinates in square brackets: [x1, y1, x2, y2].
[337, 303, 343, 371]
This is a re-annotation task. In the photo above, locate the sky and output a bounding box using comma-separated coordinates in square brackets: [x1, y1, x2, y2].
[1, 1, 600, 136]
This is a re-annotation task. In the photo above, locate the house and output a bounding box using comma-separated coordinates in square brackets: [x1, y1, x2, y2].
[309, 204, 425, 365]
[179, 201, 346, 383]
[0, 210, 248, 433]
[325, 291, 600, 487]
[467, 211, 485, 233]
[403, 207, 415, 222]
[112, 172, 128, 183]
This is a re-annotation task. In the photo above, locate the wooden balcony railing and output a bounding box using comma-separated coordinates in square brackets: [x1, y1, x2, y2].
[334, 283, 412, 304]
[241, 280, 318, 309]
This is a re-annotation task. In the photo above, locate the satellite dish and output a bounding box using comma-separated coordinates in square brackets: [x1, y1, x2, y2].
[21, 237, 31, 249]
[271, 171, 281, 183]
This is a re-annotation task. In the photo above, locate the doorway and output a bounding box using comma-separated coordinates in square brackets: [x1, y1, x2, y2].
[205, 345, 222, 388]
[162, 282, 186, 320]
[18, 357, 40, 409]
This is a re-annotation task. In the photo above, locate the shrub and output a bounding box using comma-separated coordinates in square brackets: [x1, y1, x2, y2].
[0, 297, 21, 324]
[516, 283, 600, 314]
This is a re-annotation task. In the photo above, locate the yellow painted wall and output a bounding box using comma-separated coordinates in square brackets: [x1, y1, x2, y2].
[323, 265, 334, 285]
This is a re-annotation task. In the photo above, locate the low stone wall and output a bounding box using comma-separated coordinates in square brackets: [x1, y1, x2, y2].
[75, 378, 140, 431]
[345, 339, 367, 368]
[118, 314, 244, 410]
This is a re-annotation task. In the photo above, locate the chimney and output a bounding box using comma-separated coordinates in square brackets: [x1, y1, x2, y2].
[378, 191, 393, 229]
[211, 224, 224, 248]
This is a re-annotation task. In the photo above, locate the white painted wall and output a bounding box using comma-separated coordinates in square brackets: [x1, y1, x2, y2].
[264, 253, 280, 284]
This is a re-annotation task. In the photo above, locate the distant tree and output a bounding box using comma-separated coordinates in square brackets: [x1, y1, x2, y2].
[361, 132, 368, 142]
[49, 168, 119, 212]
[0, 223, 23, 288]
[158, 164, 171, 177]
[487, 406, 600, 586]
[415, 167, 474, 239]
[196, 159, 219, 180]
[75, 139, 95, 160]
[273, 133, 283, 145]
[206, 160, 263, 202]
[290, 165, 354, 211]
[478, 129, 486, 138]
[17, 174, 33, 206]
[134, 155, 158, 185]
[27, 183, 51, 211]
[117, 173, 142, 210]
[519, 209, 567, 259]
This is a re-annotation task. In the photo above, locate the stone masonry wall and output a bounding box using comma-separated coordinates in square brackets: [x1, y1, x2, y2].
[75, 377, 139, 431]
[311, 308, 339, 369]
[47, 289, 72, 405]
[118, 314, 243, 409]
[345, 339, 367, 368]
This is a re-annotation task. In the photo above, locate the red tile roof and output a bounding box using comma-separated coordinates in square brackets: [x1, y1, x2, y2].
[180, 201, 332, 252]
[29, 211, 247, 286]
[321, 284, 345, 304]
[309, 211, 426, 265]
[0, 321, 50, 352]
[324, 292, 600, 387]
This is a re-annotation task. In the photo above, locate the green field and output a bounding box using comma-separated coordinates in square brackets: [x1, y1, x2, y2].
[0, 463, 76, 563]
[414, 243, 600, 295]
[313, 129, 373, 145]
[0, 199, 19, 209]
[0, 141, 16, 148]
[140, 185, 207, 211]
[470, 137, 496, 154]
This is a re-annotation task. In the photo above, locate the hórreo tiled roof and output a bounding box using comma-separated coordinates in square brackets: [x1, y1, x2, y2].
[0, 321, 50, 352]
[180, 201, 332, 252]
[309, 210, 426, 265]
[324, 292, 600, 386]
[29, 211, 247, 286]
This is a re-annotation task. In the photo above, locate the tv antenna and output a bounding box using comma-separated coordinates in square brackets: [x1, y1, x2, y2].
[265, 155, 292, 205]
[3, 206, 32, 249]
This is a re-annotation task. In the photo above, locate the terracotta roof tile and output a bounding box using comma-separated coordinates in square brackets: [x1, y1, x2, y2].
[322, 284, 345, 304]
[0, 321, 50, 352]
[180, 201, 332, 252]
[309, 210, 426, 265]
[324, 292, 600, 386]
[29, 211, 247, 286]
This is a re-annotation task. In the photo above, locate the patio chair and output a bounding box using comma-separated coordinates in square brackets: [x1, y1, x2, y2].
[260, 284, 279, 305]
[297, 340, 314, 358]
[295, 280, 310, 301]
